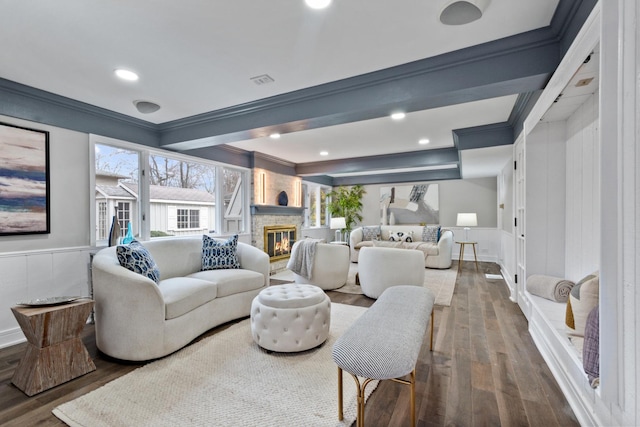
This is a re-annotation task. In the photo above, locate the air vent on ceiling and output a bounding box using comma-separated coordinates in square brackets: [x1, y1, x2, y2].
[250, 74, 275, 85]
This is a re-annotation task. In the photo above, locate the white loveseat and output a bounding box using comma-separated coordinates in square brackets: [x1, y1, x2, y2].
[91, 237, 269, 361]
[350, 225, 453, 269]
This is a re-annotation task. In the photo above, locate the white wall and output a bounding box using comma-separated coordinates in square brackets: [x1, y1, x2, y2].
[0, 115, 91, 252]
[564, 91, 600, 280]
[525, 121, 567, 278]
[359, 177, 498, 228]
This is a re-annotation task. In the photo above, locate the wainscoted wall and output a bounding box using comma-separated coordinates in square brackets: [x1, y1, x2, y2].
[0, 247, 94, 348]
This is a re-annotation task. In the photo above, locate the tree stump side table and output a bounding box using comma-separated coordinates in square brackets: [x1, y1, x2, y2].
[10, 299, 96, 396]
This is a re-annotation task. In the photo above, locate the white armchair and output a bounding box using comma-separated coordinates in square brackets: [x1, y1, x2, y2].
[292, 243, 350, 290]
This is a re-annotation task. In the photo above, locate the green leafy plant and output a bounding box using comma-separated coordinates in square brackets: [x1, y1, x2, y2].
[327, 185, 366, 233]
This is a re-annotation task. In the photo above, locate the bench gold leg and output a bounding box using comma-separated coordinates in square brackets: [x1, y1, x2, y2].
[337, 367, 343, 421]
[430, 310, 434, 351]
[410, 369, 416, 427]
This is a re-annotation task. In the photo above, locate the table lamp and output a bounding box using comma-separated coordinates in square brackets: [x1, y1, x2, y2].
[330, 217, 346, 242]
[456, 213, 477, 241]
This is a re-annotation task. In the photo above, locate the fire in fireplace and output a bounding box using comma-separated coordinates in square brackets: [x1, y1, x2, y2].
[264, 225, 296, 262]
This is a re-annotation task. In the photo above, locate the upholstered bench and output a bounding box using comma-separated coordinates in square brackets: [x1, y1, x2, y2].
[250, 283, 331, 352]
[332, 285, 435, 427]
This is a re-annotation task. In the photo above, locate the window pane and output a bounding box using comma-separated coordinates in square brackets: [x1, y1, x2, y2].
[223, 168, 244, 233]
[320, 188, 328, 226]
[150, 154, 215, 237]
[94, 144, 139, 243]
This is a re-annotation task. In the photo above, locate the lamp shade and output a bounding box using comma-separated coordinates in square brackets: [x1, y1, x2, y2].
[456, 213, 478, 227]
[330, 217, 346, 229]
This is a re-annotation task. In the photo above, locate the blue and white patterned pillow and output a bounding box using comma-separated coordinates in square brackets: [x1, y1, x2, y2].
[116, 240, 161, 284]
[361, 226, 381, 241]
[422, 225, 441, 243]
[202, 234, 240, 270]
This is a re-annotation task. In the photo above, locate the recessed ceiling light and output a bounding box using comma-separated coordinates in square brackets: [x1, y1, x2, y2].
[114, 69, 139, 81]
[270, 133, 281, 139]
[419, 138, 430, 145]
[305, 0, 331, 9]
[320, 151, 329, 156]
[391, 112, 406, 120]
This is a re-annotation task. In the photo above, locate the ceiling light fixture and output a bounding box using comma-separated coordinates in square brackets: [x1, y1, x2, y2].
[270, 133, 281, 139]
[439, 0, 490, 25]
[419, 138, 430, 145]
[133, 100, 161, 114]
[391, 112, 406, 120]
[305, 0, 331, 10]
[320, 151, 329, 156]
[114, 69, 139, 81]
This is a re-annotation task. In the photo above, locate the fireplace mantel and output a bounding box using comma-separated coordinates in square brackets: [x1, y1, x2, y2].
[250, 205, 304, 216]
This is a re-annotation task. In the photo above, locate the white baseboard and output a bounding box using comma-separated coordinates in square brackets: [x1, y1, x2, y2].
[497, 261, 517, 302]
[0, 327, 25, 349]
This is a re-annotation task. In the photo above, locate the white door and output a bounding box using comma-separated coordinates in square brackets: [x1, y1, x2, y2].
[514, 136, 530, 319]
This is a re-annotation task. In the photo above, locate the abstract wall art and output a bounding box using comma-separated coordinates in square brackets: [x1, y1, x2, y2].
[380, 183, 439, 225]
[0, 123, 50, 235]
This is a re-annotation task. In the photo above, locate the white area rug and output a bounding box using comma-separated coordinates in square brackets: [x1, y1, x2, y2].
[53, 304, 376, 427]
[271, 264, 458, 306]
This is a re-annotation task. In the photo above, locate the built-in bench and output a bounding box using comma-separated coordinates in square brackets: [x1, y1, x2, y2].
[331, 285, 435, 427]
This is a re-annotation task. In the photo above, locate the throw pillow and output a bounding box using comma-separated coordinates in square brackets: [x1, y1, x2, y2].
[566, 272, 599, 336]
[389, 231, 413, 242]
[116, 240, 161, 284]
[582, 306, 599, 386]
[202, 234, 240, 271]
[422, 225, 440, 243]
[361, 226, 381, 241]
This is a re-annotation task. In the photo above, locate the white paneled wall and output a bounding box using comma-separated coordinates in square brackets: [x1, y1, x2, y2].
[0, 247, 94, 348]
[565, 91, 600, 280]
[525, 121, 567, 278]
[450, 227, 500, 263]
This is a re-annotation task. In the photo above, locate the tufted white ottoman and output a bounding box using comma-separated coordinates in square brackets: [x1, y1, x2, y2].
[250, 283, 331, 352]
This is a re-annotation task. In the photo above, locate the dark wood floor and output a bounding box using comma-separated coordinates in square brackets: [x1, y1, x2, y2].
[0, 262, 578, 426]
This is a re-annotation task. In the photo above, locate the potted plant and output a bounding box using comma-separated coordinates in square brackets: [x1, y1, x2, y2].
[328, 185, 366, 237]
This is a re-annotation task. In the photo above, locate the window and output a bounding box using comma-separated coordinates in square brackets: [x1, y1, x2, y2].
[91, 136, 249, 246]
[150, 153, 214, 237]
[222, 168, 245, 233]
[94, 143, 139, 243]
[176, 208, 200, 229]
[304, 181, 330, 228]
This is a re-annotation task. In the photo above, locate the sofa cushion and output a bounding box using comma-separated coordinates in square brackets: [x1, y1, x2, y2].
[403, 241, 439, 256]
[355, 241, 375, 250]
[159, 277, 218, 320]
[188, 269, 265, 298]
[361, 226, 381, 241]
[422, 225, 441, 243]
[116, 240, 161, 284]
[202, 234, 240, 270]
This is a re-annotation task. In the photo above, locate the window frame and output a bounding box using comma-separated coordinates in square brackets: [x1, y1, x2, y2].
[89, 134, 250, 246]
[302, 181, 331, 229]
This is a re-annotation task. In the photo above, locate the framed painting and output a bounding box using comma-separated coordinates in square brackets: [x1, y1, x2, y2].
[380, 183, 439, 225]
[0, 122, 50, 235]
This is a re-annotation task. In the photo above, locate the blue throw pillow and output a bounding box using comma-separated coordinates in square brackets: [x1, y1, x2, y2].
[202, 234, 240, 270]
[116, 240, 161, 284]
[422, 225, 441, 243]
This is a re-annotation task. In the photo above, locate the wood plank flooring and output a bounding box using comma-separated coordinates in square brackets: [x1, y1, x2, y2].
[0, 262, 579, 426]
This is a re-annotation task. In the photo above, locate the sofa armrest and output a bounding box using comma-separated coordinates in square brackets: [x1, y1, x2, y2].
[349, 227, 364, 262]
[425, 229, 453, 269]
[91, 247, 167, 360]
[236, 242, 270, 287]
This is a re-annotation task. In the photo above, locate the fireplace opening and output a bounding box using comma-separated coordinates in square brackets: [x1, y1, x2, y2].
[264, 225, 296, 262]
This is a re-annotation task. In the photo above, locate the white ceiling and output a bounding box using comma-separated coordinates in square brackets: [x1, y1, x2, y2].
[0, 0, 561, 179]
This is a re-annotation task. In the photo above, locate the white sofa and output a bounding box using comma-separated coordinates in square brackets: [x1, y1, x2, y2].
[291, 243, 350, 290]
[91, 237, 269, 361]
[350, 225, 453, 269]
